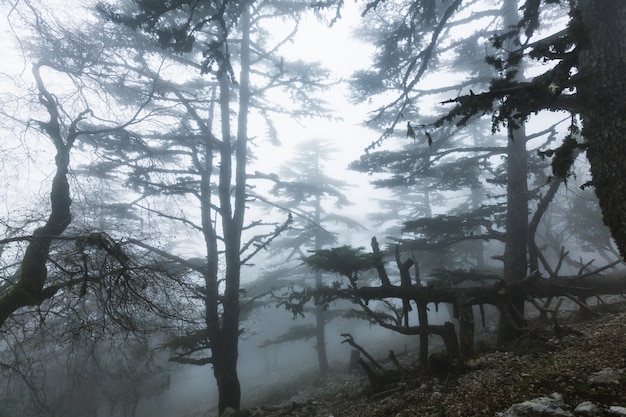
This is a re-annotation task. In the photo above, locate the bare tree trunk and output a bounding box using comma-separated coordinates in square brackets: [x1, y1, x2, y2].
[417, 300, 429, 367]
[497, 0, 529, 346]
[314, 301, 329, 378]
[498, 123, 529, 345]
[577, 0, 626, 261]
[458, 303, 474, 358]
[0, 64, 73, 328]
[313, 156, 329, 379]
[209, 4, 252, 413]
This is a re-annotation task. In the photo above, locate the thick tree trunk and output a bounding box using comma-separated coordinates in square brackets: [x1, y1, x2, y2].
[577, 0, 626, 261]
[214, 343, 241, 415]
[0, 64, 73, 328]
[0, 159, 71, 327]
[498, 123, 529, 345]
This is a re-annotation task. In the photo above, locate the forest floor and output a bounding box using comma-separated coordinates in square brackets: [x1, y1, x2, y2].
[234, 299, 626, 417]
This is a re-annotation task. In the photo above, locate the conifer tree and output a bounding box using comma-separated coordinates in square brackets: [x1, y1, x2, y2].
[97, 0, 331, 411]
[262, 138, 361, 379]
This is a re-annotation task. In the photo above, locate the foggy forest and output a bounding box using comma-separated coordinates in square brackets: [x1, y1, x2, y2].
[1, 0, 626, 416]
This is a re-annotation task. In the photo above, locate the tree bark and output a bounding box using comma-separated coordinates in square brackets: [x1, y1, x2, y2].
[0, 159, 71, 327]
[209, 4, 252, 412]
[416, 299, 430, 367]
[314, 298, 329, 378]
[497, 124, 529, 345]
[458, 303, 474, 358]
[498, 0, 530, 346]
[577, 0, 626, 261]
[0, 64, 73, 328]
[314, 187, 329, 378]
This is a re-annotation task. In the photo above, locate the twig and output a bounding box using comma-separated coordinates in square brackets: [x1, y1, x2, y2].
[579, 260, 622, 278]
[577, 258, 595, 276]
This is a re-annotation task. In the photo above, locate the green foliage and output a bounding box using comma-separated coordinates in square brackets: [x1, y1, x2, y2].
[519, 0, 542, 38]
[349, 132, 486, 190]
[302, 246, 381, 279]
[431, 3, 583, 135]
[538, 119, 587, 180]
[550, 136, 583, 179]
[402, 206, 502, 241]
[97, 0, 241, 76]
[340, 307, 396, 324]
[164, 328, 210, 352]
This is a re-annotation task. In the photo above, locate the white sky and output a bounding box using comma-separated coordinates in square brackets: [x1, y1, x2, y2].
[0, 0, 390, 255]
[261, 1, 378, 159]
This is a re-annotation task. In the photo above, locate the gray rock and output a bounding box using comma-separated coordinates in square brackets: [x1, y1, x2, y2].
[609, 406, 626, 416]
[574, 401, 600, 416]
[497, 393, 573, 417]
[220, 408, 238, 417]
[588, 368, 624, 385]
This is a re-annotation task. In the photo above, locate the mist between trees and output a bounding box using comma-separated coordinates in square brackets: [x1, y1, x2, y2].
[0, 0, 625, 416]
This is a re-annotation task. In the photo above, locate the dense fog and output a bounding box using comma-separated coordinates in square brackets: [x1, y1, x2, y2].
[1, 0, 625, 416]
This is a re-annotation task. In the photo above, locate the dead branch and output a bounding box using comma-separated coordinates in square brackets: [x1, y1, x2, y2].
[577, 258, 595, 275]
[564, 292, 600, 318]
[371, 237, 391, 286]
[359, 358, 383, 391]
[554, 246, 568, 276]
[341, 333, 384, 370]
[580, 259, 622, 278]
[389, 350, 408, 374]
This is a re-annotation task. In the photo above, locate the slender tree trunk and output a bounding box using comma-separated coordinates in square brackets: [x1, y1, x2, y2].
[416, 297, 430, 367]
[208, 67, 241, 416]
[577, 0, 626, 261]
[214, 344, 241, 415]
[423, 189, 432, 218]
[471, 130, 485, 269]
[209, 4, 252, 413]
[497, 0, 529, 346]
[314, 283, 329, 379]
[314, 172, 329, 378]
[528, 179, 562, 273]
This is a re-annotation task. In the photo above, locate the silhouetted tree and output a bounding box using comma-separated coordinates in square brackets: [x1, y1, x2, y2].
[98, 0, 331, 412]
[426, 1, 626, 260]
[262, 138, 361, 379]
[350, 0, 575, 344]
[0, 1, 155, 328]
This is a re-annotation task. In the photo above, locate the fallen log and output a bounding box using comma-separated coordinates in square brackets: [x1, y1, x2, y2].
[319, 271, 626, 309]
[318, 271, 626, 364]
